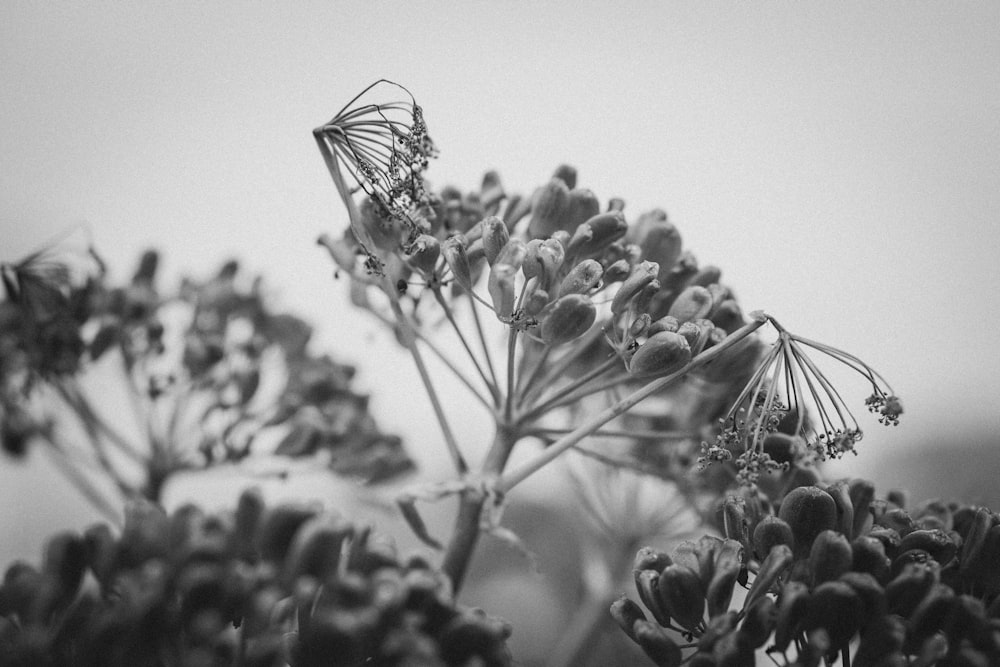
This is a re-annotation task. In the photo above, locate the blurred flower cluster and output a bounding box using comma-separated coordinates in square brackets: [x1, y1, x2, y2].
[0, 490, 511, 667]
[615, 477, 1000, 666]
[1, 245, 411, 516]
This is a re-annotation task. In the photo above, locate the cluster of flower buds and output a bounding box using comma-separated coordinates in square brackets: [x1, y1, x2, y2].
[614, 478, 1000, 666]
[323, 163, 760, 444]
[0, 491, 511, 667]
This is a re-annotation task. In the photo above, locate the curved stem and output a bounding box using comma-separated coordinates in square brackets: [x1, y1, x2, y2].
[518, 356, 621, 424]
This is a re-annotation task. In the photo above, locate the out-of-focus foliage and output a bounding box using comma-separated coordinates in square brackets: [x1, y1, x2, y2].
[0, 490, 511, 667]
[615, 474, 1000, 666]
[0, 247, 412, 508]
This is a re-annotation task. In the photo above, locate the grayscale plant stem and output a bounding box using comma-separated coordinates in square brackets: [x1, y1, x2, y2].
[497, 315, 768, 494]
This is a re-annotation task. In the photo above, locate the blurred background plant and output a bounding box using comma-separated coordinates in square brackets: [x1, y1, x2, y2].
[0, 242, 413, 523]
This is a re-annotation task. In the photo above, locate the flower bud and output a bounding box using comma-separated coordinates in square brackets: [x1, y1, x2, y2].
[42, 531, 87, 603]
[753, 517, 794, 562]
[523, 288, 549, 317]
[481, 170, 504, 211]
[746, 544, 793, 610]
[802, 581, 862, 650]
[610, 596, 647, 642]
[523, 238, 565, 290]
[630, 210, 683, 281]
[676, 319, 714, 356]
[441, 235, 473, 292]
[656, 564, 705, 632]
[720, 496, 748, 550]
[635, 569, 672, 627]
[647, 315, 680, 336]
[778, 486, 838, 559]
[667, 285, 714, 324]
[481, 216, 510, 265]
[824, 480, 855, 538]
[558, 259, 603, 296]
[851, 536, 891, 583]
[875, 507, 917, 536]
[886, 561, 938, 617]
[898, 529, 958, 566]
[255, 505, 317, 564]
[809, 530, 853, 585]
[838, 571, 888, 627]
[706, 540, 743, 618]
[853, 615, 905, 665]
[566, 212, 628, 259]
[634, 547, 672, 574]
[283, 514, 352, 585]
[773, 581, 810, 652]
[628, 331, 692, 378]
[562, 188, 601, 232]
[528, 178, 570, 239]
[611, 261, 659, 316]
[633, 620, 683, 667]
[406, 234, 440, 275]
[904, 583, 956, 654]
[848, 478, 876, 538]
[690, 265, 722, 287]
[552, 164, 577, 189]
[739, 596, 777, 649]
[540, 294, 596, 344]
[603, 259, 631, 285]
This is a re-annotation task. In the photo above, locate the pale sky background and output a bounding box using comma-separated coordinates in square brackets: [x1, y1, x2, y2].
[2, 3, 999, 574]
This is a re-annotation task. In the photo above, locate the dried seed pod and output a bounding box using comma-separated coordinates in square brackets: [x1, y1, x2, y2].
[876, 507, 917, 536]
[481, 216, 510, 265]
[603, 258, 631, 285]
[628, 331, 691, 378]
[610, 596, 647, 642]
[666, 285, 713, 324]
[809, 529, 853, 585]
[778, 485, 838, 559]
[657, 564, 705, 632]
[611, 260, 659, 316]
[867, 525, 903, 560]
[557, 259, 603, 296]
[522, 237, 565, 291]
[676, 319, 714, 356]
[539, 294, 596, 344]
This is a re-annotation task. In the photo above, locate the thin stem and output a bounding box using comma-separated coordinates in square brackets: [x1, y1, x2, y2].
[39, 438, 122, 525]
[503, 326, 518, 423]
[433, 287, 500, 405]
[468, 290, 501, 395]
[518, 356, 622, 423]
[514, 343, 551, 400]
[384, 275, 469, 474]
[518, 325, 606, 408]
[526, 427, 693, 441]
[497, 316, 768, 493]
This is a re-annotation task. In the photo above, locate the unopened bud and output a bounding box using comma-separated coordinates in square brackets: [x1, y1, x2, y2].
[481, 216, 510, 265]
[778, 486, 839, 559]
[441, 236, 473, 292]
[667, 285, 714, 324]
[562, 188, 601, 232]
[809, 530, 853, 585]
[540, 294, 596, 344]
[656, 564, 705, 632]
[528, 178, 570, 239]
[628, 331, 691, 378]
[406, 234, 440, 275]
[611, 261, 659, 316]
[558, 259, 603, 296]
[566, 211, 628, 259]
[610, 596, 647, 642]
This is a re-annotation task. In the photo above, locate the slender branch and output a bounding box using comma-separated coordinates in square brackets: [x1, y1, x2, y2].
[525, 427, 694, 441]
[432, 287, 500, 405]
[518, 356, 622, 423]
[497, 316, 768, 493]
[467, 290, 501, 396]
[503, 326, 518, 423]
[517, 325, 607, 409]
[39, 438, 122, 525]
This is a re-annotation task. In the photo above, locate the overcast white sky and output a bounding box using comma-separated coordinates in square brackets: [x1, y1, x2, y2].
[2, 3, 999, 563]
